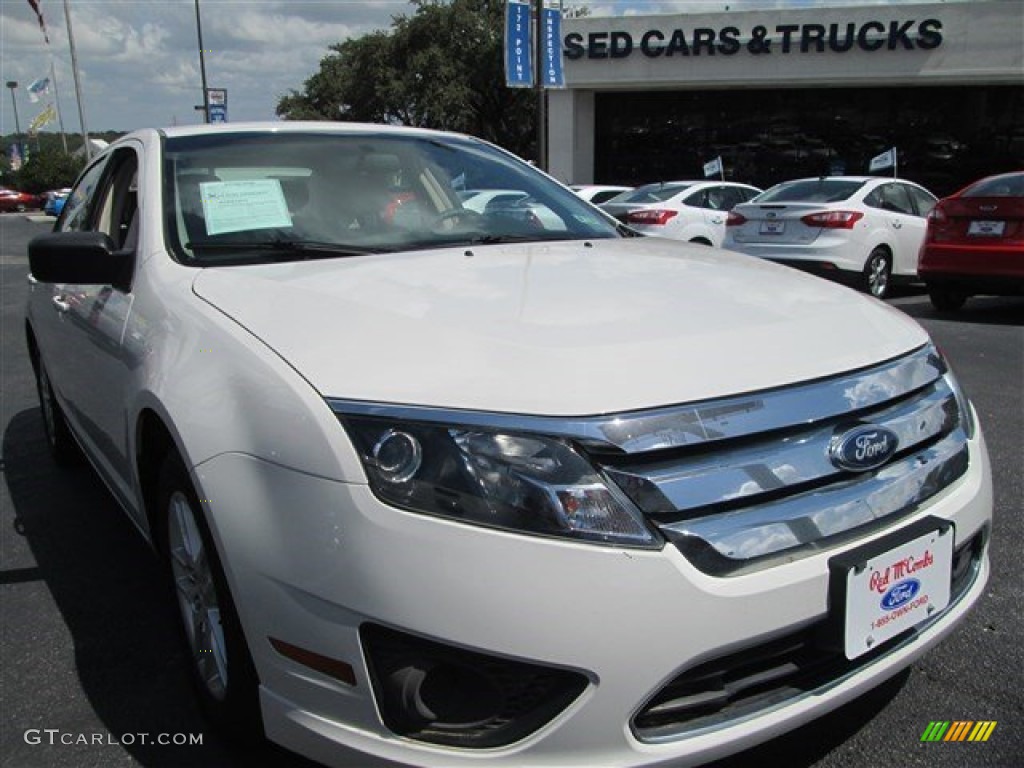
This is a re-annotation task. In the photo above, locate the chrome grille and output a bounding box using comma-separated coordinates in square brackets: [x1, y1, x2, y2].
[592, 344, 970, 575]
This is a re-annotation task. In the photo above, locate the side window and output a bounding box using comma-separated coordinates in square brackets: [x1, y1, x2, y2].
[906, 185, 937, 217]
[881, 184, 914, 215]
[737, 187, 760, 204]
[95, 151, 140, 250]
[58, 157, 109, 232]
[717, 187, 745, 210]
[863, 188, 884, 210]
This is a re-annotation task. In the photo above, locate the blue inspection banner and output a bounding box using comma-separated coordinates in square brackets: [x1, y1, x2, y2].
[541, 2, 565, 88]
[505, 1, 533, 88]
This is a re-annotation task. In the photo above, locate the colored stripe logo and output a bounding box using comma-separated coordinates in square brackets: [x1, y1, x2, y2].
[921, 721, 997, 742]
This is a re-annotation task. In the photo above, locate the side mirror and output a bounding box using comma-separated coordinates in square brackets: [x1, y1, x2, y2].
[28, 231, 133, 291]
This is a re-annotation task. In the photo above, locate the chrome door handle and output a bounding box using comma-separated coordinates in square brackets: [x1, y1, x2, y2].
[892, 220, 902, 229]
[52, 295, 71, 312]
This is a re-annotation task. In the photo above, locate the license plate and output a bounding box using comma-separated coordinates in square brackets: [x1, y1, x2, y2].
[759, 220, 785, 235]
[841, 526, 954, 660]
[967, 220, 1005, 236]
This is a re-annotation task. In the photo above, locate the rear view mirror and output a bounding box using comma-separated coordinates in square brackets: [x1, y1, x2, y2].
[29, 231, 133, 291]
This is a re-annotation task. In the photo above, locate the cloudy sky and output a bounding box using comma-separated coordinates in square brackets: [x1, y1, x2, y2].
[0, 0, 964, 136]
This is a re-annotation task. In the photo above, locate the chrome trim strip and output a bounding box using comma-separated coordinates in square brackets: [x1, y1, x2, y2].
[660, 430, 969, 572]
[328, 344, 942, 455]
[606, 382, 958, 515]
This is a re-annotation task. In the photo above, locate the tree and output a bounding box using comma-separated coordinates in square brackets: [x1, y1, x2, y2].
[10, 150, 84, 193]
[277, 0, 538, 159]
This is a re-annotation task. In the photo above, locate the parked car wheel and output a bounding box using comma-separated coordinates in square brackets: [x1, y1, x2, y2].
[159, 453, 262, 738]
[927, 286, 968, 312]
[864, 247, 892, 299]
[33, 357, 79, 465]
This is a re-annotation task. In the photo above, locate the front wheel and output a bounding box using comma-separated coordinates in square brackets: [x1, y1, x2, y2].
[33, 357, 79, 465]
[863, 247, 892, 299]
[158, 454, 261, 738]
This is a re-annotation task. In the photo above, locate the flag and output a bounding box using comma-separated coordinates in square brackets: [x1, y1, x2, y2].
[869, 147, 897, 172]
[28, 103, 56, 135]
[504, 0, 534, 88]
[9, 143, 24, 171]
[703, 156, 723, 178]
[26, 0, 49, 44]
[26, 77, 50, 103]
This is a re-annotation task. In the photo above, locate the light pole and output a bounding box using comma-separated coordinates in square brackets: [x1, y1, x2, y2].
[5, 81, 21, 136]
[194, 0, 210, 123]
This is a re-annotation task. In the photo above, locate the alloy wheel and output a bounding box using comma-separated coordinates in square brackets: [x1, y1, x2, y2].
[167, 491, 229, 701]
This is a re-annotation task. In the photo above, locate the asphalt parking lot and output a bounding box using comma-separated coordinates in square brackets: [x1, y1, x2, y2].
[1, 212, 1021, 768]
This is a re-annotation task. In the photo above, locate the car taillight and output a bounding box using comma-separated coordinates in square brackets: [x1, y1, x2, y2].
[925, 203, 951, 242]
[725, 211, 746, 226]
[627, 209, 678, 226]
[800, 210, 864, 229]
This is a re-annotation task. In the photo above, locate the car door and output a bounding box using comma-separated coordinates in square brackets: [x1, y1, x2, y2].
[878, 183, 927, 276]
[28, 145, 142, 510]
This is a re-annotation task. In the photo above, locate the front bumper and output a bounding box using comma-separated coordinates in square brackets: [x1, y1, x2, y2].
[194, 426, 991, 768]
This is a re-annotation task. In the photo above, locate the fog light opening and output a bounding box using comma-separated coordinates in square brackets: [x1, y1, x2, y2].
[388, 662, 505, 730]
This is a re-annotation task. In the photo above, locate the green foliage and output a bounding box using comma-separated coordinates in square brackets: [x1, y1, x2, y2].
[2, 130, 124, 191]
[277, 0, 538, 159]
[12, 149, 86, 194]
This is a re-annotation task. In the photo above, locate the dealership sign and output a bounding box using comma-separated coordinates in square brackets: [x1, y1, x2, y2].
[564, 19, 943, 60]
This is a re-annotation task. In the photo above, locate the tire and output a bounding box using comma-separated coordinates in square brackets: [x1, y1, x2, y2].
[863, 247, 892, 299]
[927, 286, 968, 312]
[34, 357, 80, 466]
[158, 453, 262, 738]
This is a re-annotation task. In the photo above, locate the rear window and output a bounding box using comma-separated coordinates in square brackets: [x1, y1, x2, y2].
[610, 182, 693, 204]
[755, 179, 866, 203]
[962, 173, 1024, 198]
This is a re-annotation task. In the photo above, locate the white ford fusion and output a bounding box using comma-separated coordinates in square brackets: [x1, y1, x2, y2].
[25, 123, 991, 768]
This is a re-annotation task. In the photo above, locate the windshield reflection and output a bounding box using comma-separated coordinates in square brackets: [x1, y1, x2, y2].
[163, 131, 620, 265]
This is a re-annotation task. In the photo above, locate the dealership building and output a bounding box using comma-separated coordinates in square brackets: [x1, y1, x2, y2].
[548, 1, 1023, 195]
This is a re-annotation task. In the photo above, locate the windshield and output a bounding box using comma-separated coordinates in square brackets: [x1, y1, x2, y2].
[962, 173, 1023, 198]
[754, 179, 866, 203]
[163, 131, 620, 265]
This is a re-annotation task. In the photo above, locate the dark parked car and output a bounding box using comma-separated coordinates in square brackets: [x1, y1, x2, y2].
[918, 171, 1024, 311]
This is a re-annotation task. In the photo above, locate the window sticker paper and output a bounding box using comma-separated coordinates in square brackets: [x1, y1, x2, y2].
[200, 179, 293, 235]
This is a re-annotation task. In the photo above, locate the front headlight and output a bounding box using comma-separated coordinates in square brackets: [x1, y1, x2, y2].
[340, 415, 660, 549]
[944, 369, 976, 440]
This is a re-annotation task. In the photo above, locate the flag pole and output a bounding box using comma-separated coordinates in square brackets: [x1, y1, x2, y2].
[63, 0, 91, 160]
[49, 61, 69, 154]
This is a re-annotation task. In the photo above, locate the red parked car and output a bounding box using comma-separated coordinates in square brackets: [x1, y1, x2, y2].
[0, 188, 42, 212]
[918, 171, 1024, 311]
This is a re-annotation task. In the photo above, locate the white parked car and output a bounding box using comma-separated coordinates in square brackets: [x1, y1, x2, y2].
[459, 188, 566, 230]
[723, 176, 938, 298]
[570, 184, 633, 205]
[600, 181, 762, 247]
[26, 123, 990, 768]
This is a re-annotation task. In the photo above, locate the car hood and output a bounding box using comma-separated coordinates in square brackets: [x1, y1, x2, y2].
[191, 238, 928, 416]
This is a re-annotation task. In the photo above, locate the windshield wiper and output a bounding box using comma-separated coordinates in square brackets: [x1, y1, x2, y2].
[186, 238, 382, 261]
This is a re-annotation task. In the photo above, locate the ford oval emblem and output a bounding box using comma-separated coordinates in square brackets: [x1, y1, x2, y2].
[881, 578, 921, 610]
[829, 424, 899, 472]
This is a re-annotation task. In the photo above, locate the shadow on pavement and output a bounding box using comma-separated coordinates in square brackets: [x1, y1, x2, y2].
[892, 294, 1024, 327]
[3, 407, 316, 768]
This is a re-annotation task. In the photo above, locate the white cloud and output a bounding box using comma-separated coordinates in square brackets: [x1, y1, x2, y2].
[1, 0, 401, 132]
